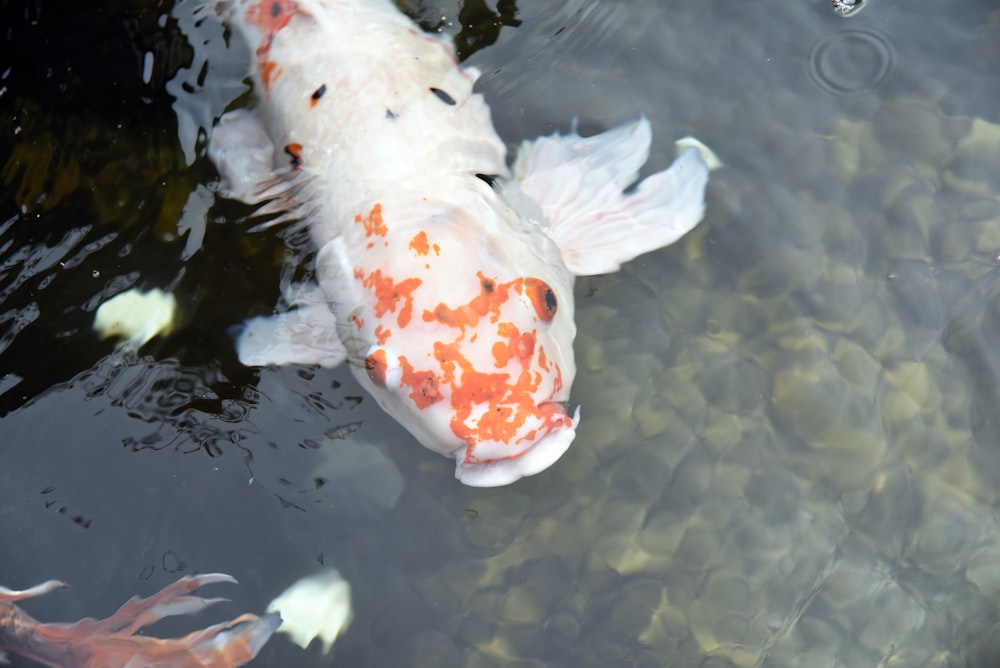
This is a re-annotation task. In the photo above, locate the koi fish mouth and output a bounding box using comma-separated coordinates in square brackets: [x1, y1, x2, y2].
[454, 404, 581, 487]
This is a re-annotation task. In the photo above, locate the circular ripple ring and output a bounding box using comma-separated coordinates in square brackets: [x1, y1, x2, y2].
[807, 28, 898, 96]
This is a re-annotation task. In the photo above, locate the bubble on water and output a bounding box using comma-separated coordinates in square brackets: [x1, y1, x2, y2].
[831, 0, 866, 18]
[806, 27, 898, 96]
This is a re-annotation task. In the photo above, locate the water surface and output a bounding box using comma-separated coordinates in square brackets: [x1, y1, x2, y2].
[2, 0, 1000, 666]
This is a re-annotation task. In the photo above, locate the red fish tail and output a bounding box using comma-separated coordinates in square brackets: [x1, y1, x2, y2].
[0, 575, 278, 668]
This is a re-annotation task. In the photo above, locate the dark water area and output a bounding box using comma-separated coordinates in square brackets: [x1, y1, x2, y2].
[3, 0, 1000, 667]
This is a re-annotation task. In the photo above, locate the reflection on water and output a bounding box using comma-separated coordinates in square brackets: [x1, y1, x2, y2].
[3, 0, 1000, 666]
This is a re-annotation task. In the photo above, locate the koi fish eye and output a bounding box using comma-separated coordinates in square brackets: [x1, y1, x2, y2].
[523, 278, 557, 322]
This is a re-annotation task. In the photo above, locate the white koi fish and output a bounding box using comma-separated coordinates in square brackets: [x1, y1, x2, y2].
[209, 0, 710, 486]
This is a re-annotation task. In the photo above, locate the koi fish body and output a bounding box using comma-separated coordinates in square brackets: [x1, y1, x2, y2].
[211, 0, 711, 486]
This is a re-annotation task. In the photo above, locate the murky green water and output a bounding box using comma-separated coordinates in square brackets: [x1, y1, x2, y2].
[2, 0, 1000, 666]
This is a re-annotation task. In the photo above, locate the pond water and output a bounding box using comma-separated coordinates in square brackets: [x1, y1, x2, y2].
[2, 0, 1000, 666]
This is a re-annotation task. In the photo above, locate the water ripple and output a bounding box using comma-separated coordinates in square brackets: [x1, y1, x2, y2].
[806, 27, 898, 96]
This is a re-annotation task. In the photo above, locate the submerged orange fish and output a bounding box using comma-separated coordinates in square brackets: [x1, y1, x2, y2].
[0, 574, 277, 667]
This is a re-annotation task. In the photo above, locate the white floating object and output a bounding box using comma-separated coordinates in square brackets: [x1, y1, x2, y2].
[675, 136, 723, 170]
[266, 569, 352, 655]
[93, 287, 178, 348]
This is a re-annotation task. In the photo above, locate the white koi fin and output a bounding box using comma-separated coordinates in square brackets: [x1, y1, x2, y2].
[209, 109, 306, 226]
[266, 569, 352, 655]
[236, 290, 347, 368]
[209, 109, 278, 204]
[506, 118, 711, 276]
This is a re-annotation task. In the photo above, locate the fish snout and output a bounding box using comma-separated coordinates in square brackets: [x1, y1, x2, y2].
[454, 405, 580, 487]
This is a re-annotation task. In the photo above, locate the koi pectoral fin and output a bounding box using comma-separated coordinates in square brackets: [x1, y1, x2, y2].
[505, 118, 714, 276]
[234, 301, 347, 368]
[209, 108, 307, 227]
[209, 109, 279, 204]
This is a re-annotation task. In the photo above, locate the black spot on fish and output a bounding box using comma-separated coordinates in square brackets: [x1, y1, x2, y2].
[429, 87, 456, 105]
[476, 173, 496, 188]
[386, 108, 397, 120]
[481, 277, 495, 294]
[271, 1, 281, 17]
[312, 83, 327, 101]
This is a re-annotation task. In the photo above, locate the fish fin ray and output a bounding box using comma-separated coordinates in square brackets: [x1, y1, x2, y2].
[0, 580, 68, 601]
[1, 575, 277, 668]
[209, 108, 309, 228]
[506, 118, 710, 275]
[209, 109, 279, 204]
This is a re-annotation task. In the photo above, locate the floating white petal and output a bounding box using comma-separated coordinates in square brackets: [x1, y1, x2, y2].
[675, 136, 724, 170]
[93, 288, 177, 348]
[266, 569, 352, 655]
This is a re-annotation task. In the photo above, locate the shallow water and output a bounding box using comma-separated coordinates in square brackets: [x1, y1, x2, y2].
[2, 0, 1000, 666]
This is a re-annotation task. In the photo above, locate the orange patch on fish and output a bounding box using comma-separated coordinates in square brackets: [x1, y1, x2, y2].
[409, 230, 429, 255]
[492, 322, 535, 368]
[423, 272, 507, 329]
[537, 346, 550, 372]
[434, 335, 568, 458]
[356, 203, 387, 244]
[361, 269, 422, 328]
[246, 0, 297, 36]
[354, 269, 568, 465]
[408, 230, 441, 257]
[380, 313, 569, 459]
[260, 60, 283, 89]
[423, 273, 557, 331]
[246, 1, 296, 89]
[398, 355, 443, 408]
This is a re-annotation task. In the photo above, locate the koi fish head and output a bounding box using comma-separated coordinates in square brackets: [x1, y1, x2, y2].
[339, 202, 580, 487]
